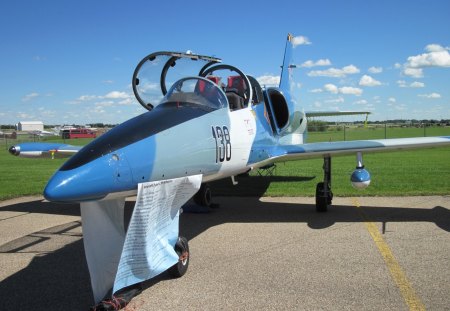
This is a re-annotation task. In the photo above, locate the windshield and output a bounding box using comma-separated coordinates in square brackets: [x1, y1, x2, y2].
[160, 77, 228, 110]
[132, 52, 221, 110]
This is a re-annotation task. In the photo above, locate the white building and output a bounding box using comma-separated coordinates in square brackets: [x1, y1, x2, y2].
[17, 121, 44, 132]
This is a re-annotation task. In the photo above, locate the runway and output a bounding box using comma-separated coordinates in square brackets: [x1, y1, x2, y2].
[0, 196, 449, 310]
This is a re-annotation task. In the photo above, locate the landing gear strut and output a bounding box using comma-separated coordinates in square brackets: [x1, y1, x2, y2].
[315, 156, 333, 212]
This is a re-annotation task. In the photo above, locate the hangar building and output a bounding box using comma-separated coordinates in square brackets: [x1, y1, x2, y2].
[17, 121, 44, 132]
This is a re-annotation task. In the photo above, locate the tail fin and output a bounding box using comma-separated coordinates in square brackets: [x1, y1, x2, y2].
[279, 34, 295, 92]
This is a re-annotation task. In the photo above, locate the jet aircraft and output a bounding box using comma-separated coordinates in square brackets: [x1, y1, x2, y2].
[8, 34, 450, 306]
[9, 34, 450, 210]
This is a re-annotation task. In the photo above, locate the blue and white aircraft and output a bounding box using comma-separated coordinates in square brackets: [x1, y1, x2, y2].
[8, 34, 450, 305]
[9, 34, 450, 212]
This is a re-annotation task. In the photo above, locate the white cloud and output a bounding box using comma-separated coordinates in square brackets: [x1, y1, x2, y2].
[301, 59, 331, 68]
[418, 93, 441, 99]
[403, 67, 423, 78]
[324, 84, 338, 94]
[401, 44, 450, 78]
[359, 75, 382, 87]
[406, 44, 450, 68]
[118, 98, 134, 105]
[38, 109, 56, 118]
[308, 65, 360, 78]
[394, 63, 402, 69]
[410, 81, 425, 88]
[394, 104, 408, 111]
[322, 83, 363, 96]
[397, 80, 407, 87]
[22, 92, 39, 102]
[397, 80, 425, 88]
[309, 88, 323, 93]
[388, 97, 396, 103]
[77, 95, 98, 101]
[256, 75, 280, 86]
[368, 66, 383, 74]
[95, 101, 115, 107]
[354, 99, 368, 105]
[339, 86, 363, 96]
[17, 112, 34, 119]
[291, 35, 311, 46]
[425, 44, 446, 52]
[76, 91, 131, 104]
[103, 91, 130, 99]
[325, 96, 344, 104]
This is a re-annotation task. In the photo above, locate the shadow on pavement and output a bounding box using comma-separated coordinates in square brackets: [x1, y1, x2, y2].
[1, 193, 449, 310]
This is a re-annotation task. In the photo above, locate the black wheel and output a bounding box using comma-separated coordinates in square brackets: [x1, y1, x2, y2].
[315, 182, 328, 213]
[193, 184, 212, 207]
[168, 236, 189, 278]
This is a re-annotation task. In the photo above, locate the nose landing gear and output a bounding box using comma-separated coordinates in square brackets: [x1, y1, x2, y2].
[169, 236, 190, 278]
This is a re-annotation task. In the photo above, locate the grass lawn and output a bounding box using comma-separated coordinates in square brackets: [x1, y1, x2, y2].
[0, 138, 92, 200]
[1, 129, 449, 200]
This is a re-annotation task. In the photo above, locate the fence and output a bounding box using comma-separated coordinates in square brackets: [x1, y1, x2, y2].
[2, 124, 450, 149]
[306, 123, 450, 143]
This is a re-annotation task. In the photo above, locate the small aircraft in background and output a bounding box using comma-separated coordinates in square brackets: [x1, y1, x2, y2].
[28, 129, 59, 137]
[9, 34, 450, 212]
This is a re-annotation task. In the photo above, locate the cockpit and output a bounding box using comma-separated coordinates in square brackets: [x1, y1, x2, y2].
[161, 77, 228, 111]
[132, 51, 263, 112]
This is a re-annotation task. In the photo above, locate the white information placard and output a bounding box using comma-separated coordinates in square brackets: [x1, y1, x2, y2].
[113, 174, 202, 294]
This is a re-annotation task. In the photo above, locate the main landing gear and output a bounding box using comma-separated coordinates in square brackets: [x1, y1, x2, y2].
[315, 156, 333, 212]
[193, 183, 212, 207]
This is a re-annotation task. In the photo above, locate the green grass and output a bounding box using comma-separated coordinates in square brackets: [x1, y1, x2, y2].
[213, 126, 450, 197]
[1, 129, 449, 201]
[0, 138, 93, 200]
[210, 146, 450, 197]
[307, 125, 450, 142]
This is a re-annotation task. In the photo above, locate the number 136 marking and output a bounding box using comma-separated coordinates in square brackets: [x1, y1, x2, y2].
[212, 126, 231, 163]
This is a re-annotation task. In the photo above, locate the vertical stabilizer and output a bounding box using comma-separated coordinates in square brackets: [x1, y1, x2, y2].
[279, 33, 295, 92]
[277, 33, 307, 145]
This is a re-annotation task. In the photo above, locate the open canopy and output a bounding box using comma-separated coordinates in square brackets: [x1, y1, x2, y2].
[132, 51, 221, 110]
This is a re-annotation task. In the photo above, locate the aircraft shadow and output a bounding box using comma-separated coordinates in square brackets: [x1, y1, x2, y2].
[0, 221, 92, 310]
[210, 174, 315, 197]
[0, 196, 449, 310]
[179, 197, 450, 240]
[0, 199, 80, 217]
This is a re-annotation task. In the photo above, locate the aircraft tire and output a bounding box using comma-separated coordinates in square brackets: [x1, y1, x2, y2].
[168, 236, 189, 278]
[315, 182, 328, 213]
[193, 184, 212, 207]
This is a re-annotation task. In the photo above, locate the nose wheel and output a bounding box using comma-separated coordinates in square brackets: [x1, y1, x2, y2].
[168, 236, 190, 278]
[315, 156, 333, 212]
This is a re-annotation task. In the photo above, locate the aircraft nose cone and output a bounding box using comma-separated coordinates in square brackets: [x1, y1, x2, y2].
[44, 159, 114, 202]
[9, 145, 20, 156]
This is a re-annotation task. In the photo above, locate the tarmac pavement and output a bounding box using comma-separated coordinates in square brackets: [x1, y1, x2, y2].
[0, 195, 449, 310]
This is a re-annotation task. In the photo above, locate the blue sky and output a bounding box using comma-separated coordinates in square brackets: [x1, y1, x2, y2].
[1, 0, 449, 125]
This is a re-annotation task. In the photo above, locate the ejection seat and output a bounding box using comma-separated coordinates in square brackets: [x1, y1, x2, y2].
[225, 75, 246, 111]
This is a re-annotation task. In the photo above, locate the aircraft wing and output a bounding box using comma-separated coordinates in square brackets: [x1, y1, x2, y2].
[271, 136, 450, 161]
[8, 142, 82, 159]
